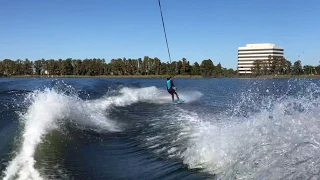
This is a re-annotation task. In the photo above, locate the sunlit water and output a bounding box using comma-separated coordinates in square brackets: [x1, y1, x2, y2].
[0, 77, 320, 180]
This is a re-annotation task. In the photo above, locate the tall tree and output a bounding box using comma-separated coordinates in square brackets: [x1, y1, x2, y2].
[293, 60, 303, 75]
[200, 59, 214, 77]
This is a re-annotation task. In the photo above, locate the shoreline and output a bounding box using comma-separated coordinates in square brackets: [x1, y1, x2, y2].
[3, 75, 203, 78]
[2, 74, 320, 79]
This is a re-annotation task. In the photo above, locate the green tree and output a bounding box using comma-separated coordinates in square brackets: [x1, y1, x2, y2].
[251, 60, 262, 75]
[34, 60, 43, 75]
[293, 60, 303, 75]
[0, 56, 246, 78]
[191, 62, 200, 75]
[200, 59, 214, 77]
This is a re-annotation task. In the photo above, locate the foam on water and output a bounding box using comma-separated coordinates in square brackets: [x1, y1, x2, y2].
[154, 89, 203, 103]
[2, 85, 187, 180]
[142, 82, 320, 179]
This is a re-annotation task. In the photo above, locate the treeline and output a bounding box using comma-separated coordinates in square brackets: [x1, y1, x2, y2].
[249, 55, 320, 76]
[0, 56, 237, 77]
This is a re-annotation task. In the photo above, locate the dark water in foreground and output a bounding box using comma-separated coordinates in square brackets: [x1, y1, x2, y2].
[1, 77, 320, 180]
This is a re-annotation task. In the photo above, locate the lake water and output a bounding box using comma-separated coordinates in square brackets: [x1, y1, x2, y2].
[1, 77, 320, 180]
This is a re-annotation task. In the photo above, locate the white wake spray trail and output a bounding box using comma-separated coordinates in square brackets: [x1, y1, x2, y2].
[141, 86, 320, 179]
[3, 86, 173, 180]
[3, 89, 72, 180]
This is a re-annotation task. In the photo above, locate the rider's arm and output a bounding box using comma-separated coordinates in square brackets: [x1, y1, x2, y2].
[171, 80, 175, 88]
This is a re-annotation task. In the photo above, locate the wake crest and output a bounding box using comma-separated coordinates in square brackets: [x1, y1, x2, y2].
[141, 82, 320, 179]
[2, 85, 196, 180]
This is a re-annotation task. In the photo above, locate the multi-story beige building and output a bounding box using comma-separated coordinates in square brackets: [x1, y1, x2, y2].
[237, 43, 284, 74]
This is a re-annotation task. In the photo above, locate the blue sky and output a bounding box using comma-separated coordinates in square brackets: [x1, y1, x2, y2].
[0, 0, 319, 69]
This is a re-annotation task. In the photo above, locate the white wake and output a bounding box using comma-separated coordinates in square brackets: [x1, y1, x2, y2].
[141, 89, 320, 179]
[2, 86, 192, 180]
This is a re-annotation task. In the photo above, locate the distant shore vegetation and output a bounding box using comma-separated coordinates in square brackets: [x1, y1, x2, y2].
[247, 55, 319, 78]
[0, 55, 318, 78]
[0, 57, 236, 78]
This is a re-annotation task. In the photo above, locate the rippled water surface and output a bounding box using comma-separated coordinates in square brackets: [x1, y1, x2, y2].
[1, 77, 320, 180]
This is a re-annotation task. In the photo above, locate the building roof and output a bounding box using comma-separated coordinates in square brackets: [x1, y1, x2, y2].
[238, 43, 283, 50]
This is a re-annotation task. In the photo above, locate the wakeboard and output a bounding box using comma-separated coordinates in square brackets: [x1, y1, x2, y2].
[173, 99, 185, 104]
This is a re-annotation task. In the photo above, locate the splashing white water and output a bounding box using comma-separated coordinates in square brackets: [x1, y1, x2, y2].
[152, 89, 203, 103]
[2, 85, 173, 180]
[178, 101, 320, 179]
[142, 85, 320, 179]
